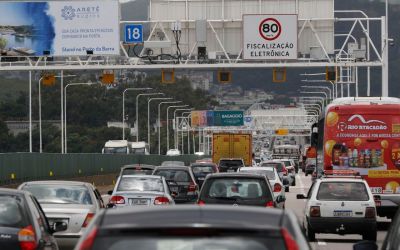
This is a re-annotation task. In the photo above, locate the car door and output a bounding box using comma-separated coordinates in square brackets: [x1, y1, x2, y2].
[29, 196, 58, 250]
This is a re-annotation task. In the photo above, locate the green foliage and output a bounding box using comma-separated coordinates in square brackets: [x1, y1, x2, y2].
[0, 37, 7, 50]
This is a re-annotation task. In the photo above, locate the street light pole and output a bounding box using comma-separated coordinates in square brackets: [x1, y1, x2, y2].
[147, 97, 172, 153]
[136, 93, 163, 142]
[158, 101, 181, 155]
[166, 105, 188, 151]
[122, 88, 152, 140]
[64, 82, 95, 153]
[38, 77, 43, 153]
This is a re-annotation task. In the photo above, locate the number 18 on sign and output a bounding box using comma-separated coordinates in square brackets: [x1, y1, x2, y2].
[124, 24, 143, 43]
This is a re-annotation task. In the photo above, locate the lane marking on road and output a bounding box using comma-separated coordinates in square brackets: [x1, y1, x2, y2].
[317, 240, 327, 246]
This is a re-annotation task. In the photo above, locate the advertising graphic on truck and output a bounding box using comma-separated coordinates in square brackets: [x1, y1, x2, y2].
[323, 97, 400, 218]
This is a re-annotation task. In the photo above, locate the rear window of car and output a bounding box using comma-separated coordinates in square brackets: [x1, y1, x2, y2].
[92, 234, 287, 250]
[261, 163, 283, 172]
[219, 160, 243, 167]
[191, 165, 215, 175]
[0, 196, 29, 228]
[154, 169, 191, 182]
[317, 182, 370, 201]
[241, 170, 276, 180]
[22, 184, 93, 205]
[117, 177, 164, 192]
[203, 178, 271, 200]
[121, 168, 154, 175]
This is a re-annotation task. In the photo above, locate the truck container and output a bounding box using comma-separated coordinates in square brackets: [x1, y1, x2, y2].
[212, 133, 252, 166]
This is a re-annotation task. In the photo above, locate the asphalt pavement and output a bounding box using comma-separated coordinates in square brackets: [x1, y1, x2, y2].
[289, 171, 389, 250]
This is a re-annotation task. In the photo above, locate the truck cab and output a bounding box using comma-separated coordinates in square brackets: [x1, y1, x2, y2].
[102, 140, 130, 154]
[130, 141, 150, 155]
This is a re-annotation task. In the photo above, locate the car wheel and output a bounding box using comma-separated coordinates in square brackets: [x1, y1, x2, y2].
[362, 231, 377, 241]
[307, 226, 316, 242]
[285, 186, 289, 192]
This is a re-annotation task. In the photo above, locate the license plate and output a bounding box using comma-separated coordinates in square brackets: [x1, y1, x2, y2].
[333, 211, 352, 217]
[227, 169, 235, 173]
[129, 199, 150, 205]
[48, 218, 69, 228]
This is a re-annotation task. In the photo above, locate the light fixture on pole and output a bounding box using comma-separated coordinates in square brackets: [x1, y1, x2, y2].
[173, 108, 193, 150]
[147, 97, 172, 153]
[158, 101, 181, 155]
[166, 105, 188, 151]
[122, 88, 152, 140]
[136, 93, 163, 142]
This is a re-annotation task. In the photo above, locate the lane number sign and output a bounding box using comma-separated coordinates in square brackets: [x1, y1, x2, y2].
[124, 24, 143, 43]
[259, 18, 281, 41]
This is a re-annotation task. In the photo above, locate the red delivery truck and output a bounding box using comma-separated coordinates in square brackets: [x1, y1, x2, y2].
[323, 97, 400, 219]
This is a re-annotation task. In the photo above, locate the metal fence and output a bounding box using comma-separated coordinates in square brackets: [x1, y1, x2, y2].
[0, 153, 206, 185]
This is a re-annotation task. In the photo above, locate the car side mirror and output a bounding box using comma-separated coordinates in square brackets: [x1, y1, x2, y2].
[277, 196, 286, 203]
[107, 190, 113, 195]
[171, 191, 178, 198]
[53, 221, 67, 233]
[296, 194, 307, 199]
[353, 241, 378, 250]
[106, 203, 116, 209]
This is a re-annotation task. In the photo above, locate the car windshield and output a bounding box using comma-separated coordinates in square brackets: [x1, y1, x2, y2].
[122, 168, 154, 175]
[154, 169, 191, 182]
[261, 163, 283, 172]
[241, 170, 275, 180]
[92, 236, 286, 250]
[0, 196, 29, 228]
[191, 165, 215, 175]
[117, 177, 164, 192]
[103, 147, 127, 154]
[22, 184, 93, 205]
[205, 178, 269, 200]
[131, 148, 145, 154]
[317, 182, 370, 201]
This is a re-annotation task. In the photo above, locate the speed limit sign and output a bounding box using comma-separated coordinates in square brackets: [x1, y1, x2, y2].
[243, 14, 298, 60]
[259, 18, 282, 41]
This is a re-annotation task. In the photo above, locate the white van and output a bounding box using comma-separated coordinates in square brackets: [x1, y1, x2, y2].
[102, 140, 130, 154]
[130, 141, 150, 155]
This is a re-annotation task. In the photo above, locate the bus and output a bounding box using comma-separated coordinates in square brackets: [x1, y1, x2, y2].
[323, 97, 400, 218]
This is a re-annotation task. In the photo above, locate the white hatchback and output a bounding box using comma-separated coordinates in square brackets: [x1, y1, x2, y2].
[297, 176, 377, 241]
[238, 167, 286, 209]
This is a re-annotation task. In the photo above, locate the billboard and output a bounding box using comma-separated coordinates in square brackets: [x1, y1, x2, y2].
[213, 111, 244, 126]
[0, 1, 120, 56]
[243, 14, 298, 60]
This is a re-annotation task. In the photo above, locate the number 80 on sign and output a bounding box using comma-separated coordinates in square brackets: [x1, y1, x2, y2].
[124, 24, 143, 43]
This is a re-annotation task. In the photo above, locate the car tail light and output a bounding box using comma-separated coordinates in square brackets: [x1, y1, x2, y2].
[109, 195, 125, 205]
[82, 213, 95, 228]
[265, 201, 274, 207]
[281, 228, 299, 250]
[273, 183, 282, 192]
[78, 226, 98, 250]
[197, 200, 205, 206]
[310, 206, 320, 217]
[282, 167, 288, 176]
[188, 182, 197, 192]
[18, 225, 36, 250]
[154, 197, 170, 205]
[365, 207, 376, 218]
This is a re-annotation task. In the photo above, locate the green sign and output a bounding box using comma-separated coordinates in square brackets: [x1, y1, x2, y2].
[213, 110, 244, 126]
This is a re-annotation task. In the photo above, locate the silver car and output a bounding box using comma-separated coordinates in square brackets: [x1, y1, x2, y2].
[18, 181, 104, 249]
[238, 167, 286, 209]
[108, 175, 175, 207]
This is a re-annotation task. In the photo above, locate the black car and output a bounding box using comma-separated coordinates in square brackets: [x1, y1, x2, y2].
[190, 162, 219, 188]
[118, 164, 155, 177]
[197, 173, 282, 207]
[152, 166, 199, 203]
[0, 188, 66, 250]
[74, 205, 311, 250]
[218, 158, 245, 172]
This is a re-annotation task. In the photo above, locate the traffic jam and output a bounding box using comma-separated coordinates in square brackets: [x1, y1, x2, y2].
[0, 97, 399, 250]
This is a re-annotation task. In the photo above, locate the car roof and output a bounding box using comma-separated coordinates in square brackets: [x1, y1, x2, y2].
[318, 178, 366, 183]
[121, 164, 155, 169]
[0, 187, 30, 196]
[120, 175, 162, 179]
[155, 166, 190, 170]
[21, 180, 92, 186]
[206, 173, 266, 179]
[101, 205, 285, 230]
[240, 167, 275, 171]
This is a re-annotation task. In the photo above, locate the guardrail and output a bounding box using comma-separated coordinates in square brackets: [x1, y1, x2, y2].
[0, 153, 207, 185]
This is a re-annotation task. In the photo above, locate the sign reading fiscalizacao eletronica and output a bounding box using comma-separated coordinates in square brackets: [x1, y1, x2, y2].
[0, 1, 119, 56]
[243, 14, 298, 60]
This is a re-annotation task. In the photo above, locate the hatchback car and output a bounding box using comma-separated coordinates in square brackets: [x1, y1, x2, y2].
[218, 158, 245, 172]
[18, 181, 104, 249]
[238, 167, 287, 209]
[153, 166, 199, 203]
[260, 161, 290, 192]
[197, 173, 280, 207]
[74, 205, 311, 250]
[297, 175, 377, 241]
[107, 175, 174, 207]
[0, 188, 66, 250]
[190, 162, 219, 188]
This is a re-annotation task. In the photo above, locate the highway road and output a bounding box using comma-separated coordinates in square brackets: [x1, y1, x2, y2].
[288, 172, 389, 250]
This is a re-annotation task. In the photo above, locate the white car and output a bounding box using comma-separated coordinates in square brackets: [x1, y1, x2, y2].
[166, 149, 181, 156]
[273, 159, 296, 186]
[238, 167, 286, 209]
[297, 175, 377, 241]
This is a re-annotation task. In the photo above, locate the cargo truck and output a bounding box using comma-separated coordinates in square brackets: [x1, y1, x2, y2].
[212, 133, 252, 167]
